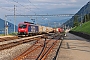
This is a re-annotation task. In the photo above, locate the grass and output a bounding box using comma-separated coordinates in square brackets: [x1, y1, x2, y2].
[71, 21, 90, 34]
[9, 32, 17, 36]
[0, 34, 5, 36]
[0, 32, 17, 36]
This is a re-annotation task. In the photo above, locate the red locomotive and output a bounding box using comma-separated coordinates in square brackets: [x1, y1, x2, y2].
[18, 22, 38, 36]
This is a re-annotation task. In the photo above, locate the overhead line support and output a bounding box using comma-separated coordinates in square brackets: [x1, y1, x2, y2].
[6, 14, 79, 17]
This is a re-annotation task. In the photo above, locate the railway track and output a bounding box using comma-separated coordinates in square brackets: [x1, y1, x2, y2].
[0, 38, 34, 51]
[0, 34, 43, 42]
[0, 35, 43, 51]
[14, 35, 63, 60]
[0, 36, 18, 42]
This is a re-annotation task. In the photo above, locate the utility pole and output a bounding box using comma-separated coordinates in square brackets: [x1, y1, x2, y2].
[5, 15, 8, 35]
[5, 15, 6, 35]
[14, 5, 16, 33]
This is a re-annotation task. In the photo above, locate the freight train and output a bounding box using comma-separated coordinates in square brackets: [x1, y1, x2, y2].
[18, 22, 53, 36]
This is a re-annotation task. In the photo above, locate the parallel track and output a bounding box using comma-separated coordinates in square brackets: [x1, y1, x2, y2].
[0, 39, 33, 51]
[14, 35, 63, 60]
[0, 37, 42, 51]
[0, 37, 18, 42]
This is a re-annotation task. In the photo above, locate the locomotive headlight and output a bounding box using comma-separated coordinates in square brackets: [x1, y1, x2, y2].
[25, 30, 26, 32]
[19, 30, 20, 32]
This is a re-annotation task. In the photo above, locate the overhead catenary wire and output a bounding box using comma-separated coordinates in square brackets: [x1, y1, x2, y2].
[0, 6, 22, 15]
[12, 0, 36, 14]
[0, 7, 13, 12]
[12, 0, 38, 21]
[28, 0, 50, 15]
[4, 0, 43, 15]
[6, 0, 36, 18]
[27, 0, 44, 13]
[1, 0, 49, 18]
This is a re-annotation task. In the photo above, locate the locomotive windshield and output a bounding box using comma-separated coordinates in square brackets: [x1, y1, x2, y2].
[19, 24, 27, 28]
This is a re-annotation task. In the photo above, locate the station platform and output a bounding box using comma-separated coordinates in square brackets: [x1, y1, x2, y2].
[57, 33, 90, 60]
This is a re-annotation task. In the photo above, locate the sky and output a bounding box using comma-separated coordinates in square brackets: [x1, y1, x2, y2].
[0, 0, 90, 26]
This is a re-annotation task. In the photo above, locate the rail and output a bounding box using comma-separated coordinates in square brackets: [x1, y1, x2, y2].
[14, 34, 63, 60]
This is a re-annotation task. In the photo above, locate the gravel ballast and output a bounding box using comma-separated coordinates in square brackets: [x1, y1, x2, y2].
[0, 41, 36, 60]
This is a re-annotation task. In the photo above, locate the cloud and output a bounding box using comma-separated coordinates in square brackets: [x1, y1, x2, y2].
[70, 0, 77, 2]
[0, 0, 90, 19]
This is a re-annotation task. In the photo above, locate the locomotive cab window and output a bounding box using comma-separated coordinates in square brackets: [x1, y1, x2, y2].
[19, 24, 27, 28]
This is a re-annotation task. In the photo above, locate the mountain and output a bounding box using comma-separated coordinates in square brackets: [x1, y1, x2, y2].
[63, 1, 90, 28]
[41, 18, 70, 28]
[76, 1, 90, 15]
[0, 18, 17, 34]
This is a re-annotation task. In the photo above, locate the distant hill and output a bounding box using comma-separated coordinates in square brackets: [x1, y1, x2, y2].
[0, 18, 17, 34]
[40, 18, 69, 28]
[63, 1, 90, 28]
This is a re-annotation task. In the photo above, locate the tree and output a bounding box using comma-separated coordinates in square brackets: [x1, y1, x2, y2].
[83, 14, 90, 23]
[83, 15, 86, 23]
[73, 16, 79, 27]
